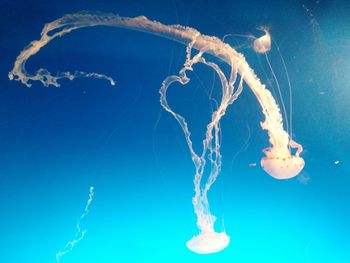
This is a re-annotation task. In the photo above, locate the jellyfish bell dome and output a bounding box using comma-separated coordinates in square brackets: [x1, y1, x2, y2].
[253, 29, 271, 53]
[261, 155, 305, 180]
[186, 231, 230, 254]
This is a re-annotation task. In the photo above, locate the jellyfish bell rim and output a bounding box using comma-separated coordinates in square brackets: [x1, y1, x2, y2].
[261, 155, 305, 180]
[186, 231, 230, 254]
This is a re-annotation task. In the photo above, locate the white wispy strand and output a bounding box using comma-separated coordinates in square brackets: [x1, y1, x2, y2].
[56, 186, 94, 263]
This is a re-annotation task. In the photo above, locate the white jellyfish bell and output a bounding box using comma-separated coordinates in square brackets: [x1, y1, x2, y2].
[253, 28, 271, 53]
[260, 129, 305, 180]
[187, 231, 230, 254]
[261, 154, 305, 180]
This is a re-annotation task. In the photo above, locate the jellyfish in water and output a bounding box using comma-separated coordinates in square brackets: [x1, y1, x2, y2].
[253, 28, 305, 179]
[253, 28, 271, 53]
[9, 12, 304, 254]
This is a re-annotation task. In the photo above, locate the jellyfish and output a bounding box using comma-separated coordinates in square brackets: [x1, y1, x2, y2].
[9, 12, 304, 253]
[253, 28, 271, 53]
[252, 28, 305, 179]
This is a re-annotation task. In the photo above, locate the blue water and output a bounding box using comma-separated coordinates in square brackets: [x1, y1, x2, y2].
[0, 0, 349, 262]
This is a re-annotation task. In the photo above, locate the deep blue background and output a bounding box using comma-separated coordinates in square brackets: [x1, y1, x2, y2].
[0, 0, 349, 262]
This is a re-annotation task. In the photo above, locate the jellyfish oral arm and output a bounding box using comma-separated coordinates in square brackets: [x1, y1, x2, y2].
[9, 12, 303, 152]
[8, 13, 276, 90]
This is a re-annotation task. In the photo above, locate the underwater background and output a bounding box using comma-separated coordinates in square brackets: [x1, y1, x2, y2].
[0, 0, 349, 262]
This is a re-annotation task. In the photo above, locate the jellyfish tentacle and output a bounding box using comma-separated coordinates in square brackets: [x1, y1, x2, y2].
[289, 139, 303, 157]
[56, 186, 94, 263]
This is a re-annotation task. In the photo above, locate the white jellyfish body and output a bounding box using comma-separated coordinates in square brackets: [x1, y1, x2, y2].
[187, 231, 230, 254]
[261, 156, 305, 179]
[253, 29, 271, 53]
[260, 135, 305, 179]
